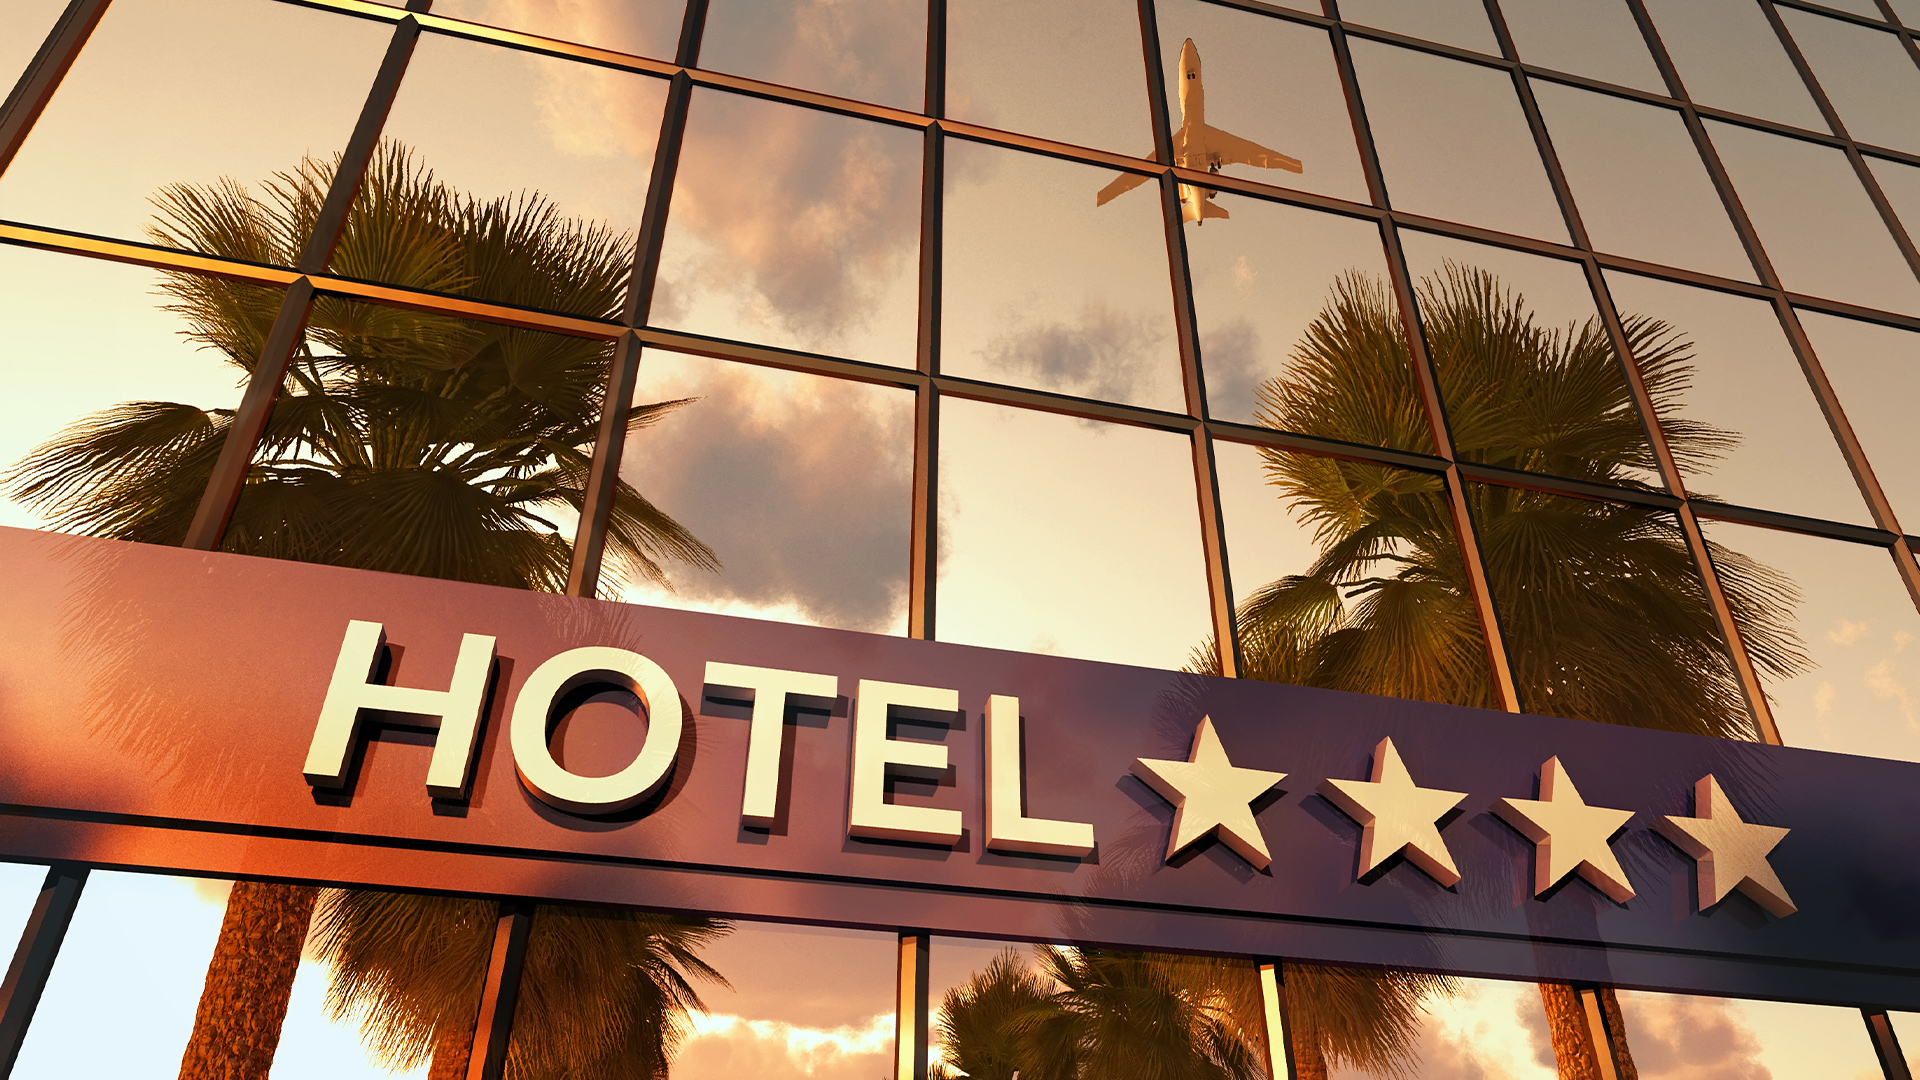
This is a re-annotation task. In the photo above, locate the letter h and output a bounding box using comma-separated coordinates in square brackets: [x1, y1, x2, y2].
[303, 620, 497, 799]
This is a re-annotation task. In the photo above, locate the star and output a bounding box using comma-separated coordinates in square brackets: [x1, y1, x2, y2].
[1491, 757, 1637, 902]
[1653, 775, 1796, 917]
[1131, 716, 1286, 869]
[1318, 737, 1469, 886]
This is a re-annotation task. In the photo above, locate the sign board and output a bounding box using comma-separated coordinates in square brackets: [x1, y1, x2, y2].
[2, 526, 1917, 1006]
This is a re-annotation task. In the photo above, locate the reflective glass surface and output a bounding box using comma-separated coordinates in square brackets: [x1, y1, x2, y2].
[1531, 81, 1754, 281]
[946, 0, 1153, 153]
[614, 351, 912, 632]
[1470, 486, 1745, 735]
[1707, 120, 1920, 315]
[1701, 520, 1920, 762]
[700, 0, 924, 108]
[1897, 0, 1920, 28]
[675, 921, 897, 1077]
[0, 0, 385, 255]
[228, 302, 615, 591]
[338, 32, 667, 313]
[1154, 0, 1370, 204]
[1640, 0, 1827, 130]
[13, 872, 230, 1078]
[1349, 41, 1568, 242]
[1890, 1012, 1920, 1072]
[1325, 975, 1553, 1079]
[1866, 152, 1920, 243]
[1602, 272, 1866, 524]
[1338, 0, 1499, 54]
[942, 139, 1183, 411]
[658, 90, 921, 364]
[1187, 198, 1429, 447]
[1778, 8, 1920, 153]
[0, 0, 67, 93]
[1797, 310, 1920, 530]
[429, 0, 685, 59]
[1615, 991, 1888, 1078]
[0, 862, 46, 967]
[0, 247, 260, 537]
[1399, 232, 1657, 486]
[1498, 0, 1665, 92]
[1216, 440, 1490, 706]
[937, 399, 1212, 668]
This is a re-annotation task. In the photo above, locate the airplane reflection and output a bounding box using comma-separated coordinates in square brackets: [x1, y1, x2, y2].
[1097, 38, 1303, 224]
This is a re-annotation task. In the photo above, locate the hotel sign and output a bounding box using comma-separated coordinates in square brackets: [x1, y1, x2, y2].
[2, 526, 1918, 1006]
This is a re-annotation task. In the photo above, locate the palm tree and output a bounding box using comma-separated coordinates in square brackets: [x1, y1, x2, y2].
[931, 946, 1273, 1080]
[1210, 265, 1805, 1077]
[3, 142, 725, 1078]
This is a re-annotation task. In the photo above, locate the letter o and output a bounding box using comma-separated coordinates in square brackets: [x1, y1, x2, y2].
[510, 647, 684, 814]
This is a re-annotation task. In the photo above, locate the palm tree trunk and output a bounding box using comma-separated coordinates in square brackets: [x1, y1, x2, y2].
[178, 881, 319, 1080]
[428, 1017, 475, 1080]
[1538, 983, 1638, 1080]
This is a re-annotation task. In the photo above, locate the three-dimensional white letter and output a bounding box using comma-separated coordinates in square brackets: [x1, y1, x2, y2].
[848, 679, 963, 845]
[705, 661, 839, 827]
[984, 695, 1095, 856]
[510, 646, 684, 815]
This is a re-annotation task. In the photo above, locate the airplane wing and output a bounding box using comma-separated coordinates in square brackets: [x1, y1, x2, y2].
[1096, 168, 1154, 206]
[1194, 123, 1302, 173]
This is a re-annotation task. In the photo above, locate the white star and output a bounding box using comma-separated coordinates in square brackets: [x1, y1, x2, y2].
[1319, 737, 1469, 886]
[1653, 775, 1796, 918]
[1492, 757, 1637, 902]
[1131, 716, 1286, 869]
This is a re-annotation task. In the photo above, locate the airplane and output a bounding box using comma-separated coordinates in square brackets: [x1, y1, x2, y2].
[1096, 38, 1303, 224]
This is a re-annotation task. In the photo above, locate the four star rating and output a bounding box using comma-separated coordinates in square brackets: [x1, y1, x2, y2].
[1132, 717, 1796, 916]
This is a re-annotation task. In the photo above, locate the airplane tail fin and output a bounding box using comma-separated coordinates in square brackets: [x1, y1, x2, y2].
[1184, 197, 1231, 224]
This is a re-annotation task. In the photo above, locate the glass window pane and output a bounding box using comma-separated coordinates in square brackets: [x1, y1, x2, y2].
[1189, 198, 1431, 449]
[931, 938, 1279, 1080]
[946, 0, 1153, 153]
[1153, 0, 1370, 204]
[0, 0, 67, 93]
[0, 862, 47, 958]
[1867, 153, 1920, 248]
[428, 0, 684, 59]
[225, 302, 619, 591]
[1779, 8, 1920, 154]
[1500, 0, 1665, 93]
[1532, 81, 1754, 282]
[1349, 42, 1569, 242]
[1616, 992, 1886, 1078]
[0, 247, 261, 539]
[657, 90, 921, 365]
[1708, 120, 1920, 315]
[675, 921, 897, 1078]
[1602, 272, 1867, 525]
[0, 0, 387, 256]
[1890, 1012, 1920, 1072]
[1319, 974, 1553, 1079]
[1337, 0, 1500, 54]
[1640, 0, 1827, 130]
[700, 0, 924, 109]
[12, 871, 230, 1077]
[1399, 232, 1658, 486]
[1811, 0, 1891, 19]
[335, 34, 668, 316]
[1797, 310, 1920, 531]
[937, 399, 1212, 669]
[1898, 0, 1920, 29]
[1216, 440, 1492, 707]
[1701, 520, 1920, 762]
[1470, 486, 1748, 735]
[612, 351, 913, 633]
[941, 139, 1184, 411]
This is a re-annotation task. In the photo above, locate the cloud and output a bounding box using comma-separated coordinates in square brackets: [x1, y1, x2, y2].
[977, 301, 1173, 405]
[616, 352, 912, 633]
[1827, 618, 1873, 646]
[1199, 317, 1264, 421]
[1615, 992, 1772, 1080]
[1863, 657, 1919, 728]
[678, 1012, 894, 1080]
[1813, 679, 1836, 718]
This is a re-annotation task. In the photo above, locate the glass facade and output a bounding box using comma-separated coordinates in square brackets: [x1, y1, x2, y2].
[5, 0, 1920, 1076]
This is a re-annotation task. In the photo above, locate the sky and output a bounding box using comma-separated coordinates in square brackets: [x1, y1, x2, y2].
[7, 0, 1920, 1076]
